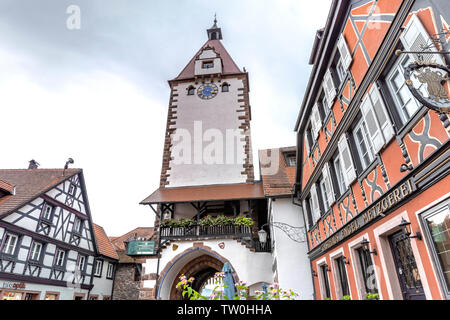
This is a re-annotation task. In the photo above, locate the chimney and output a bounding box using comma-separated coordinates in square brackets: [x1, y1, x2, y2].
[28, 160, 40, 169]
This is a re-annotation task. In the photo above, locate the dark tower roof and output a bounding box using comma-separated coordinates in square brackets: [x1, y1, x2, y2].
[207, 15, 223, 40]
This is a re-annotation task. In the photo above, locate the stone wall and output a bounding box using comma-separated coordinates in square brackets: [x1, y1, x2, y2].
[112, 263, 140, 300]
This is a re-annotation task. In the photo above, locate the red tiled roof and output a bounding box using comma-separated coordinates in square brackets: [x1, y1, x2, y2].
[0, 169, 81, 217]
[93, 224, 119, 260]
[0, 180, 14, 194]
[110, 227, 154, 252]
[172, 40, 243, 81]
[140, 183, 265, 205]
[259, 147, 297, 197]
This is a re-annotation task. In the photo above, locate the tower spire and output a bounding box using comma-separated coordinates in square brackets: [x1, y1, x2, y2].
[207, 14, 222, 40]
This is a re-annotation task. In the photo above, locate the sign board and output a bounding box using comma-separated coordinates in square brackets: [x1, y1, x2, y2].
[126, 240, 156, 256]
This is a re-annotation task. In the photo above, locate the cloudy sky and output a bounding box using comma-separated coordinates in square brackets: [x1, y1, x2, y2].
[0, 0, 331, 237]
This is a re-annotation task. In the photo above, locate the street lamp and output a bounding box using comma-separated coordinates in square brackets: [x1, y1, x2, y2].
[361, 237, 377, 256]
[399, 218, 422, 240]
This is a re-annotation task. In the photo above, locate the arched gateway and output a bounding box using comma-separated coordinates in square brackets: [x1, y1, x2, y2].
[156, 245, 239, 300]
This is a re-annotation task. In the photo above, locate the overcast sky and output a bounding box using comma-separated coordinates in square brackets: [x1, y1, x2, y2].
[0, 0, 331, 237]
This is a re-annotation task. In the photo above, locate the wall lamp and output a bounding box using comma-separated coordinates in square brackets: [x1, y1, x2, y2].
[361, 237, 377, 256]
[399, 218, 422, 241]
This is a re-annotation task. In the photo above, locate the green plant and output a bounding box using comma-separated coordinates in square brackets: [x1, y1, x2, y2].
[233, 216, 254, 227]
[340, 295, 352, 300]
[324, 297, 332, 300]
[176, 274, 298, 300]
[365, 293, 379, 300]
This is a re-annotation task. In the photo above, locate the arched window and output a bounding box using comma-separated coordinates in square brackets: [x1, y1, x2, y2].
[222, 83, 230, 92]
[187, 86, 195, 95]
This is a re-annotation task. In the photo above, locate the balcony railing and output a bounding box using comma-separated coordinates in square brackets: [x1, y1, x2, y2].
[160, 224, 252, 240]
[159, 224, 272, 253]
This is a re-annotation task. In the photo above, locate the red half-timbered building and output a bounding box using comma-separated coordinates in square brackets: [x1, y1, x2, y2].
[295, 0, 449, 300]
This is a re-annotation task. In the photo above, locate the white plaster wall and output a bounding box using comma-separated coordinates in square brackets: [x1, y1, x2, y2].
[270, 198, 314, 300]
[143, 239, 272, 300]
[90, 261, 114, 299]
[167, 78, 249, 187]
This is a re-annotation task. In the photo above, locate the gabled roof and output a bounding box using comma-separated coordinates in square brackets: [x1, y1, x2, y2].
[93, 224, 119, 260]
[172, 39, 243, 81]
[109, 227, 154, 252]
[259, 147, 296, 197]
[140, 183, 265, 205]
[0, 169, 81, 217]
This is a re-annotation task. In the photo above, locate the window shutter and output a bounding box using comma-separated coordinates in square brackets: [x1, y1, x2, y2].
[312, 103, 322, 139]
[303, 199, 311, 228]
[322, 163, 335, 206]
[337, 34, 352, 70]
[338, 134, 357, 188]
[369, 86, 395, 145]
[323, 69, 337, 108]
[400, 14, 444, 64]
[310, 184, 321, 223]
[305, 134, 311, 156]
[360, 92, 385, 154]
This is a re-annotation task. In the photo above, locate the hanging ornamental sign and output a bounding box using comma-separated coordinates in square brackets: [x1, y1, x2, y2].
[404, 61, 450, 114]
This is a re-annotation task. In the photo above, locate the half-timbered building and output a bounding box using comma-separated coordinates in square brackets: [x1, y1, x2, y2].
[0, 166, 106, 300]
[294, 0, 449, 300]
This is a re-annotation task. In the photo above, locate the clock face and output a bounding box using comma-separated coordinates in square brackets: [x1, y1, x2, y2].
[197, 84, 218, 100]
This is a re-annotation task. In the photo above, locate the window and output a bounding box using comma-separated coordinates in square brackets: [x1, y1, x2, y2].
[320, 265, 331, 299]
[322, 69, 337, 109]
[77, 255, 86, 272]
[335, 256, 350, 297]
[284, 153, 296, 167]
[73, 217, 83, 234]
[88, 295, 98, 300]
[41, 203, 54, 222]
[420, 200, 450, 298]
[134, 264, 142, 281]
[106, 263, 114, 279]
[222, 83, 229, 92]
[386, 55, 423, 125]
[55, 249, 66, 267]
[68, 184, 77, 196]
[305, 124, 314, 155]
[309, 184, 321, 225]
[1, 233, 18, 256]
[333, 156, 346, 196]
[187, 86, 195, 96]
[202, 61, 214, 69]
[353, 118, 375, 171]
[94, 259, 103, 277]
[336, 57, 346, 83]
[311, 103, 323, 140]
[44, 293, 59, 300]
[320, 163, 335, 211]
[356, 247, 378, 295]
[30, 241, 43, 261]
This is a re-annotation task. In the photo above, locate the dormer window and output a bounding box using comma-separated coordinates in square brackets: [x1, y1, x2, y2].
[222, 83, 230, 92]
[187, 86, 195, 96]
[284, 153, 297, 167]
[202, 61, 214, 69]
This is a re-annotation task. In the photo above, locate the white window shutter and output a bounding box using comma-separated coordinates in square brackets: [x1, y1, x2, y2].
[338, 134, 357, 188]
[400, 14, 444, 64]
[323, 69, 337, 108]
[360, 93, 385, 154]
[322, 163, 335, 206]
[310, 184, 321, 223]
[303, 199, 310, 228]
[370, 86, 395, 145]
[305, 134, 311, 156]
[312, 103, 322, 139]
[337, 34, 352, 70]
